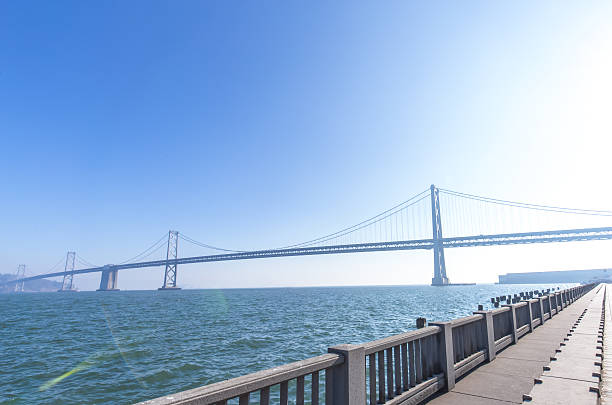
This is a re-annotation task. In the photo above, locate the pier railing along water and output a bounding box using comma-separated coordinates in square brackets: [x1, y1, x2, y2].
[138, 284, 595, 405]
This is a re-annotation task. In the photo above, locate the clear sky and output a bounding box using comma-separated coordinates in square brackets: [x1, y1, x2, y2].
[1, 1, 611, 290]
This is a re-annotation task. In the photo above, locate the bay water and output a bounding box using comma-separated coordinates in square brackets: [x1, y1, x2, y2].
[0, 284, 574, 404]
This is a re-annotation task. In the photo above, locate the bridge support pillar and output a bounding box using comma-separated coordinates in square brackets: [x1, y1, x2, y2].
[14, 264, 26, 292]
[159, 230, 181, 291]
[58, 252, 77, 292]
[97, 266, 119, 291]
[430, 185, 449, 286]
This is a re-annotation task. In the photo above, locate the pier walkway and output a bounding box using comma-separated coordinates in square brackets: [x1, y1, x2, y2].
[428, 285, 606, 405]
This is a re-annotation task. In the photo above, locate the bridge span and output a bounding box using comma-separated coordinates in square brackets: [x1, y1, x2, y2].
[4, 185, 612, 291]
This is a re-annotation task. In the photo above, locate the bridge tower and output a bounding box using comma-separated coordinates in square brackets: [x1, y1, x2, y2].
[159, 230, 181, 290]
[58, 251, 77, 292]
[14, 264, 26, 292]
[430, 184, 449, 286]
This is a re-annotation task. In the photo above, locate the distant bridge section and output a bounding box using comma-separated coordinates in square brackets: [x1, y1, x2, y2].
[7, 226, 612, 288]
[4, 184, 612, 290]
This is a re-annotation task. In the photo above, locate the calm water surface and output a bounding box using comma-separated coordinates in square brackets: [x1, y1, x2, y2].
[0, 284, 574, 404]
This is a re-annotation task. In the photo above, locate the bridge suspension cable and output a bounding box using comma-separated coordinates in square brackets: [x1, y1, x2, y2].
[437, 187, 612, 238]
[276, 188, 431, 249]
[177, 189, 434, 253]
[45, 256, 67, 273]
[116, 234, 169, 265]
[439, 188, 612, 216]
[179, 233, 246, 253]
[76, 254, 99, 269]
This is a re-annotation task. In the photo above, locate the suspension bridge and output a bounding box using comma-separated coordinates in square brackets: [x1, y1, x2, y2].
[5, 185, 612, 291]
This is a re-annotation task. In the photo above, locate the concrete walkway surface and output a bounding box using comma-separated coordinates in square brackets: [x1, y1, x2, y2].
[425, 285, 606, 405]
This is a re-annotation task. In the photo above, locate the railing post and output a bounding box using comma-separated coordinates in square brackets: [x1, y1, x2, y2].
[429, 321, 455, 391]
[561, 291, 566, 306]
[502, 304, 518, 344]
[549, 295, 556, 316]
[523, 300, 534, 332]
[327, 344, 365, 405]
[538, 297, 546, 324]
[474, 311, 495, 362]
[558, 292, 563, 311]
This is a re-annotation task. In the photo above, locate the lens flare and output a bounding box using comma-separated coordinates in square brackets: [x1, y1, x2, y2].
[209, 289, 229, 314]
[39, 356, 96, 391]
[101, 305, 148, 387]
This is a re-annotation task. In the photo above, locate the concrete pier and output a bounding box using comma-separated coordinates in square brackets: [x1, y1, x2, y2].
[427, 285, 606, 405]
[97, 267, 119, 291]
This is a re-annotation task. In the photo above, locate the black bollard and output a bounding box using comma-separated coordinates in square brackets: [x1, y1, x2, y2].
[478, 304, 484, 311]
[494, 301, 500, 308]
[491, 298, 495, 303]
[416, 317, 426, 329]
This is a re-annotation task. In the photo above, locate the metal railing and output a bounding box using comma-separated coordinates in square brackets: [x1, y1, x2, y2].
[362, 326, 444, 405]
[137, 283, 596, 405]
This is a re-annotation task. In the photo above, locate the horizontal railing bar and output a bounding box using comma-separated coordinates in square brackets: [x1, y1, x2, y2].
[136, 354, 343, 405]
[516, 324, 529, 339]
[495, 335, 512, 353]
[450, 314, 483, 328]
[454, 350, 486, 379]
[362, 326, 441, 355]
[491, 307, 511, 315]
[384, 374, 445, 405]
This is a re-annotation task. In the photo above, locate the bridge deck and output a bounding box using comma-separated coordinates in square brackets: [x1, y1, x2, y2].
[426, 285, 605, 405]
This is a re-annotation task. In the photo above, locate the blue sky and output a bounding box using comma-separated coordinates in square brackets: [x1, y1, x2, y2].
[1, 1, 611, 290]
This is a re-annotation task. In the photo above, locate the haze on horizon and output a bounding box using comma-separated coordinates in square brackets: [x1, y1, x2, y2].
[1, 1, 611, 290]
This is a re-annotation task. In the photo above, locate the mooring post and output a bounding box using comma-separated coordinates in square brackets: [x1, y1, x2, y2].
[474, 310, 496, 362]
[327, 344, 365, 405]
[429, 321, 455, 391]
